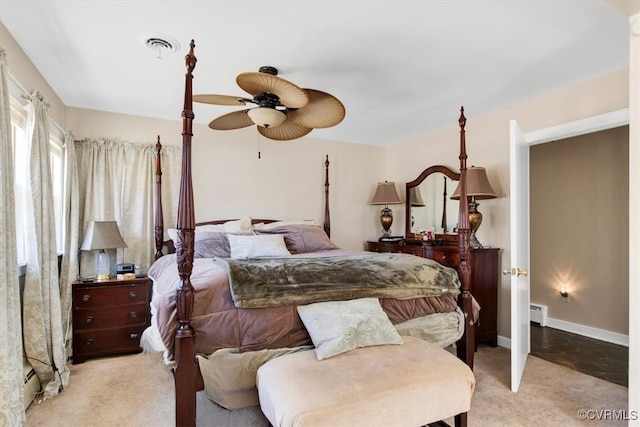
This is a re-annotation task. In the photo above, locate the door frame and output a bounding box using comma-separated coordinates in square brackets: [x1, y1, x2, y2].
[509, 107, 629, 391]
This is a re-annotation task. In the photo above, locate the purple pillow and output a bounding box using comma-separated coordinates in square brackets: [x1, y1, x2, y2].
[194, 232, 230, 258]
[256, 225, 337, 254]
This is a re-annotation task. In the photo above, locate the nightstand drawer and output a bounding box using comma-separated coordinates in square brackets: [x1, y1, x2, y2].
[73, 281, 149, 308]
[74, 304, 149, 330]
[74, 325, 146, 358]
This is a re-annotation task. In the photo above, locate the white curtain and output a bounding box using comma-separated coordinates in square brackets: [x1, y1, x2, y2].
[0, 48, 26, 427]
[22, 90, 70, 399]
[75, 139, 181, 277]
[59, 132, 80, 357]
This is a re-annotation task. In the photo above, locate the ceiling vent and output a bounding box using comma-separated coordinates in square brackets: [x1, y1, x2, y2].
[140, 34, 180, 59]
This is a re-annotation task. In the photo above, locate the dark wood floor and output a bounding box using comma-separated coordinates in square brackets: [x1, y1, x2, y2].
[530, 323, 628, 387]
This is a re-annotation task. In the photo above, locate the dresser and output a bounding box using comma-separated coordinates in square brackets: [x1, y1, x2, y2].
[366, 241, 499, 347]
[72, 277, 151, 364]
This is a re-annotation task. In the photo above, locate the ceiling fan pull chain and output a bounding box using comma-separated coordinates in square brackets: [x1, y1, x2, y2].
[257, 134, 262, 159]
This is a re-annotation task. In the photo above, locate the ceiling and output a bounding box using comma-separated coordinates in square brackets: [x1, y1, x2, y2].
[0, 1, 631, 147]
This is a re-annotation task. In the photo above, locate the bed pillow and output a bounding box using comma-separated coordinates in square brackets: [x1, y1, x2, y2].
[297, 298, 403, 360]
[256, 224, 338, 254]
[253, 219, 320, 231]
[197, 217, 253, 235]
[228, 234, 291, 259]
[194, 231, 230, 258]
[166, 217, 254, 243]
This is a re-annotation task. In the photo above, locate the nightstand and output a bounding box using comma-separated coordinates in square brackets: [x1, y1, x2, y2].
[72, 277, 151, 364]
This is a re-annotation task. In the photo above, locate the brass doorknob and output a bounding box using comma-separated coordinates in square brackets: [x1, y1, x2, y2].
[503, 268, 528, 277]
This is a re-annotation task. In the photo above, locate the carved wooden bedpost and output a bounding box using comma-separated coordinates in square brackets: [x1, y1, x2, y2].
[154, 136, 164, 261]
[456, 106, 476, 371]
[174, 40, 202, 427]
[324, 155, 331, 238]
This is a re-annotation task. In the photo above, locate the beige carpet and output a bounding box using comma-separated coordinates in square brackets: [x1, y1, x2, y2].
[26, 345, 628, 427]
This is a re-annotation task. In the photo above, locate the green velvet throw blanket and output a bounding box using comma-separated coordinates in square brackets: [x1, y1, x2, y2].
[214, 253, 461, 309]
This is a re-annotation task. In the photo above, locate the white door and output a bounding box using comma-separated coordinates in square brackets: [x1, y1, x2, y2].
[509, 120, 531, 392]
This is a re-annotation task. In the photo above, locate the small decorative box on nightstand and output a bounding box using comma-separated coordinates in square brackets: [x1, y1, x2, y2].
[72, 277, 151, 364]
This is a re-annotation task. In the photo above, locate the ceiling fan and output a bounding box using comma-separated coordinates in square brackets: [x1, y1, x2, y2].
[193, 66, 346, 141]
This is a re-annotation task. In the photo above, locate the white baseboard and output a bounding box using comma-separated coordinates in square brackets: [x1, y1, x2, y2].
[495, 319, 629, 350]
[497, 335, 511, 349]
[546, 317, 629, 347]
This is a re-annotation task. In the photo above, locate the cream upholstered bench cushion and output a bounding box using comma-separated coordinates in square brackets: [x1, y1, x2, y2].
[257, 336, 475, 427]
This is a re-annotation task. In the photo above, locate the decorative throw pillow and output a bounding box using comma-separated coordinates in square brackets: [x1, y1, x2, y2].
[256, 224, 338, 254]
[297, 298, 403, 360]
[228, 234, 291, 259]
[194, 231, 230, 258]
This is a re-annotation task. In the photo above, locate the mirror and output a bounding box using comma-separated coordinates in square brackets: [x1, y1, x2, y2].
[405, 165, 460, 238]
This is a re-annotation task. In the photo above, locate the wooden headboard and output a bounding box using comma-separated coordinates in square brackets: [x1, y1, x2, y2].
[153, 151, 332, 257]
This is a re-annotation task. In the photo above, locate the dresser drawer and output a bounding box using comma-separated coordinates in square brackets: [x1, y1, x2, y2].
[73, 281, 150, 308]
[366, 241, 425, 256]
[74, 325, 146, 357]
[73, 303, 149, 330]
[425, 250, 460, 268]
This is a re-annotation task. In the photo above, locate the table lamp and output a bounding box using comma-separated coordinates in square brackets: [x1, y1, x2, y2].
[370, 181, 402, 238]
[80, 221, 128, 281]
[451, 166, 497, 249]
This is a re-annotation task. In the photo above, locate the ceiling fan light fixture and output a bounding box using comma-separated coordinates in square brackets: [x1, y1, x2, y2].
[248, 107, 286, 128]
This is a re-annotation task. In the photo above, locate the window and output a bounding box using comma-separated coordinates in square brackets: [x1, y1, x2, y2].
[9, 82, 65, 264]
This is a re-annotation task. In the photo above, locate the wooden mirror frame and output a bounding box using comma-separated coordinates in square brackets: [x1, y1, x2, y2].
[405, 165, 461, 238]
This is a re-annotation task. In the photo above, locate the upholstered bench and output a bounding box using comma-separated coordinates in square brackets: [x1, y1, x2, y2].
[257, 336, 475, 427]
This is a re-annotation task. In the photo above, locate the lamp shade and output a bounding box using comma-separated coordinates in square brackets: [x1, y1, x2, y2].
[370, 181, 402, 205]
[80, 221, 128, 251]
[410, 186, 426, 207]
[451, 166, 497, 200]
[247, 107, 287, 128]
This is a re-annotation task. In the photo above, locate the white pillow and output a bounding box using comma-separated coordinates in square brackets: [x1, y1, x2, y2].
[198, 217, 253, 235]
[228, 234, 291, 259]
[253, 219, 320, 231]
[297, 298, 403, 360]
[167, 217, 254, 242]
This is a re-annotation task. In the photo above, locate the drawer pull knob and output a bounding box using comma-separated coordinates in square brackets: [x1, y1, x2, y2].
[86, 338, 94, 345]
[82, 294, 91, 302]
[85, 316, 94, 324]
[129, 291, 137, 298]
[129, 333, 139, 339]
[129, 311, 138, 319]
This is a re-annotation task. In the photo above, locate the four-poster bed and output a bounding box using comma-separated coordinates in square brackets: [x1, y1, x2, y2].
[153, 40, 476, 427]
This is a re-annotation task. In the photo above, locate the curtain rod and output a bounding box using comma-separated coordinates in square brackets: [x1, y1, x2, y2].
[8, 71, 67, 137]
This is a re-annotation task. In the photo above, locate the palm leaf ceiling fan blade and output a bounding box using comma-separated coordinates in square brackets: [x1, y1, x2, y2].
[287, 89, 346, 129]
[202, 66, 345, 141]
[258, 120, 312, 141]
[208, 110, 254, 130]
[236, 71, 309, 108]
[194, 94, 253, 106]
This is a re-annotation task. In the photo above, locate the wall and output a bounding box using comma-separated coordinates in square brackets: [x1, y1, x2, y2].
[386, 68, 629, 339]
[0, 22, 65, 124]
[3, 15, 632, 343]
[530, 127, 629, 335]
[66, 107, 386, 251]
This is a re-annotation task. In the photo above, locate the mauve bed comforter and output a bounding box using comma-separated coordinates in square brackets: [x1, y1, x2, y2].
[148, 250, 459, 359]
